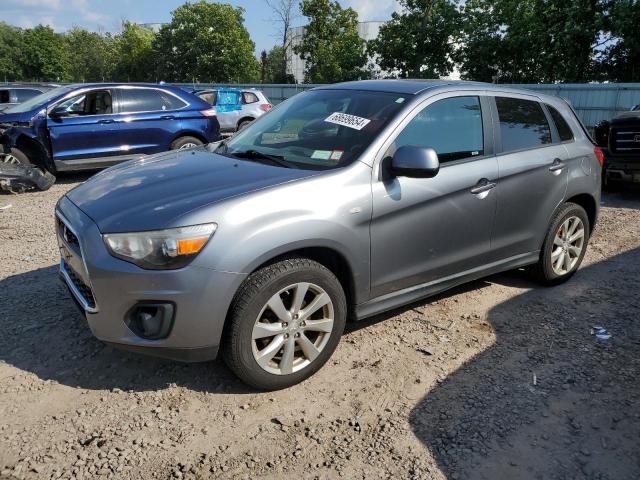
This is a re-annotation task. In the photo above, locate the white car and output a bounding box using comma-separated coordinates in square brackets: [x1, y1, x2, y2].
[195, 88, 272, 133]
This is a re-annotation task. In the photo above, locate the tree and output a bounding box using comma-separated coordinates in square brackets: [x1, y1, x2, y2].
[369, 0, 461, 79]
[599, 0, 640, 82]
[65, 27, 115, 82]
[21, 25, 70, 82]
[294, 0, 368, 83]
[154, 1, 259, 83]
[0, 23, 24, 82]
[111, 22, 155, 82]
[265, 0, 299, 83]
[261, 45, 295, 83]
[459, 0, 606, 83]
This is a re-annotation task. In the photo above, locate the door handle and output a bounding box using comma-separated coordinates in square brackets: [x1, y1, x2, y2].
[549, 158, 565, 172]
[160, 115, 175, 120]
[470, 178, 497, 195]
[98, 119, 114, 124]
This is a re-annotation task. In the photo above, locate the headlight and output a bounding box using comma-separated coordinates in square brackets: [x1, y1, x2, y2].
[103, 223, 217, 270]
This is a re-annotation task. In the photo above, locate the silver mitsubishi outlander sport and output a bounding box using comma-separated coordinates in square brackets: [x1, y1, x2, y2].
[56, 80, 602, 390]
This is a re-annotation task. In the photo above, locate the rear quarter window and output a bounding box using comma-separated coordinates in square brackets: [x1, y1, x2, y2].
[546, 104, 575, 142]
[496, 97, 552, 152]
[242, 92, 259, 104]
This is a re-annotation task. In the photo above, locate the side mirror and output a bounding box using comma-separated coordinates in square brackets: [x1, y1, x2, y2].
[49, 106, 68, 118]
[391, 145, 440, 178]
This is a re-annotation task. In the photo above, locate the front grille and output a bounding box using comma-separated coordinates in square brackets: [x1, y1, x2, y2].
[62, 261, 96, 309]
[611, 128, 640, 155]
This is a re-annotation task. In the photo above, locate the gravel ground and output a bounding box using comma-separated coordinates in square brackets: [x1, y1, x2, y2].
[1, 177, 639, 480]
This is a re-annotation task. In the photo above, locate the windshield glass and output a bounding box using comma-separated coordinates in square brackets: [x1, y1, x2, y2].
[3, 86, 73, 114]
[218, 89, 408, 170]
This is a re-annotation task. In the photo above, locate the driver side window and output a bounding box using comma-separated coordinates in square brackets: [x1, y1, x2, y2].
[393, 96, 484, 163]
[53, 90, 113, 116]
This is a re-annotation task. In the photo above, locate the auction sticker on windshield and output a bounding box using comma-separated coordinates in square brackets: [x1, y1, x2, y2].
[324, 112, 371, 130]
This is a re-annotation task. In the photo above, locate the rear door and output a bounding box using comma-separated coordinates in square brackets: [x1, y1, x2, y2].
[48, 88, 120, 166]
[489, 94, 568, 260]
[370, 92, 498, 298]
[114, 87, 188, 155]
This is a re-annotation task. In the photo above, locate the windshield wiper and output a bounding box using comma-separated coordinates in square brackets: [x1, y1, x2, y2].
[229, 149, 294, 168]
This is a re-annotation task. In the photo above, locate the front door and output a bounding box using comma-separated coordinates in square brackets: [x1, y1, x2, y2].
[370, 94, 498, 298]
[48, 89, 119, 165]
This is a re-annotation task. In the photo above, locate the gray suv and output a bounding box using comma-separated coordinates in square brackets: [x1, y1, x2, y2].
[56, 80, 602, 390]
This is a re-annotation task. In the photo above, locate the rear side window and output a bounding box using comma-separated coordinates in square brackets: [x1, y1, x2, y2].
[0, 90, 9, 103]
[496, 97, 552, 152]
[242, 92, 259, 104]
[198, 91, 217, 105]
[393, 96, 484, 163]
[546, 104, 574, 142]
[118, 89, 186, 113]
[15, 89, 42, 102]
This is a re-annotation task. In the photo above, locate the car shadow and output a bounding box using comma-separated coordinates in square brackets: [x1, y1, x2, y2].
[0, 265, 253, 395]
[408, 247, 640, 479]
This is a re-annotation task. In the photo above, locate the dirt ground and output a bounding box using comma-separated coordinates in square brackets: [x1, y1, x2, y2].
[1, 176, 639, 480]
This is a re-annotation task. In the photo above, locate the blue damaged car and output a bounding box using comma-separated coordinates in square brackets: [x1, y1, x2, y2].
[0, 83, 220, 174]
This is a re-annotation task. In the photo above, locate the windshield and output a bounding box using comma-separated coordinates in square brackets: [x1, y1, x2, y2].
[218, 89, 408, 170]
[3, 86, 74, 114]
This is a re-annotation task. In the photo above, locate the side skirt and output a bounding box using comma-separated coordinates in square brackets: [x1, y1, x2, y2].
[354, 251, 540, 321]
[54, 153, 145, 172]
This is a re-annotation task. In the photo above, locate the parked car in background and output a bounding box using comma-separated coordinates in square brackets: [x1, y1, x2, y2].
[195, 87, 271, 133]
[0, 83, 220, 174]
[0, 85, 52, 112]
[594, 107, 640, 185]
[56, 80, 601, 390]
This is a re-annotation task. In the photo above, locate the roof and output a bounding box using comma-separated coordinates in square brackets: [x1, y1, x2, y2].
[316, 79, 491, 95]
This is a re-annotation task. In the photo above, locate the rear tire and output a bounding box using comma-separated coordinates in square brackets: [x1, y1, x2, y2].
[237, 119, 253, 131]
[532, 202, 590, 285]
[170, 136, 203, 150]
[222, 257, 347, 390]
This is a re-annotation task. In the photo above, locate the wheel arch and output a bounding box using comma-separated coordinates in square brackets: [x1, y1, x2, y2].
[12, 133, 53, 172]
[237, 116, 255, 129]
[565, 193, 597, 233]
[171, 131, 208, 146]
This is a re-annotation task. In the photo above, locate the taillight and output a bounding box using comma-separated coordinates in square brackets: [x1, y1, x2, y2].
[200, 107, 217, 117]
[260, 103, 272, 112]
[594, 145, 604, 168]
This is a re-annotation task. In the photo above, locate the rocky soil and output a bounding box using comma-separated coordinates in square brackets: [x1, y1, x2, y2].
[1, 178, 639, 480]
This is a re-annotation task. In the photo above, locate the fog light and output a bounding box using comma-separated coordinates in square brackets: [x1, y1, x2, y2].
[125, 302, 175, 340]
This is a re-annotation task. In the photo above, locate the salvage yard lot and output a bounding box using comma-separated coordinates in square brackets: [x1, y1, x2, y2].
[1, 177, 639, 480]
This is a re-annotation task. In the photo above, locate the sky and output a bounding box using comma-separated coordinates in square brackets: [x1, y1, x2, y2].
[0, 0, 401, 54]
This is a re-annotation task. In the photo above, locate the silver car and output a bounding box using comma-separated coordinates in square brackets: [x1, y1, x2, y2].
[56, 80, 602, 390]
[195, 87, 272, 133]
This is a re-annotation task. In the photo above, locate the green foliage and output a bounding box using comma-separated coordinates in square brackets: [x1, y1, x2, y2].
[369, 0, 461, 79]
[21, 25, 71, 82]
[294, 0, 368, 83]
[600, 0, 640, 82]
[459, 0, 607, 83]
[0, 23, 24, 82]
[154, 1, 259, 83]
[261, 46, 294, 83]
[65, 27, 115, 82]
[111, 22, 155, 82]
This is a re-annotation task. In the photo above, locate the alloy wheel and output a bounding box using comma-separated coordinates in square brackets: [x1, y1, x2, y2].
[0, 153, 20, 165]
[251, 282, 334, 375]
[551, 216, 585, 275]
[178, 142, 198, 150]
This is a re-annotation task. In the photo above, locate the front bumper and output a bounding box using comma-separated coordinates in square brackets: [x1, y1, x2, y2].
[55, 196, 247, 361]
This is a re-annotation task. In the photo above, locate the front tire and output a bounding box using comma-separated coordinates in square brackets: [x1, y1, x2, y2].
[222, 257, 347, 390]
[2, 147, 32, 165]
[533, 202, 590, 285]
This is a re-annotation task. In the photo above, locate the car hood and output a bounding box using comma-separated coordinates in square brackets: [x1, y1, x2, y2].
[611, 112, 640, 125]
[66, 147, 322, 233]
[0, 110, 30, 125]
